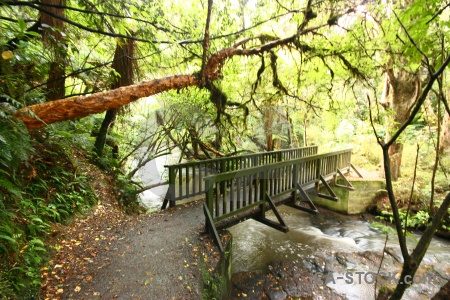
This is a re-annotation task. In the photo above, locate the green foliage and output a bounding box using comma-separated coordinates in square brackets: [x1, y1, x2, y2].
[0, 123, 96, 298]
[200, 254, 228, 300]
[373, 209, 440, 232]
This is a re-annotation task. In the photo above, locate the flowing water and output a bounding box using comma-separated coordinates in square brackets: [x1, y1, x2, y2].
[228, 205, 450, 299]
[133, 152, 181, 211]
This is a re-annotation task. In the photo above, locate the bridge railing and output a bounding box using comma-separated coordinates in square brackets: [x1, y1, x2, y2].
[162, 146, 318, 208]
[204, 149, 352, 223]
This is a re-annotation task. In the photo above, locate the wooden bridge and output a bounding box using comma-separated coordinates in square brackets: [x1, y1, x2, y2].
[162, 147, 359, 252]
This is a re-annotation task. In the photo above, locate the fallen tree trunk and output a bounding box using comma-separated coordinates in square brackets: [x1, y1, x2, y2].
[14, 18, 325, 131]
[14, 74, 199, 130]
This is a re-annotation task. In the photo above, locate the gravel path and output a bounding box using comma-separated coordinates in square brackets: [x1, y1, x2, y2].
[42, 200, 206, 300]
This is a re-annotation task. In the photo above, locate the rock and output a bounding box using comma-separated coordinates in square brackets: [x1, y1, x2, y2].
[335, 253, 347, 266]
[432, 280, 450, 300]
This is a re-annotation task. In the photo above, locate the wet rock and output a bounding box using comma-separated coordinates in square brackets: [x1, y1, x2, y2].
[264, 276, 287, 300]
[280, 277, 302, 298]
[304, 256, 325, 273]
[269, 261, 291, 279]
[231, 272, 261, 292]
[433, 280, 450, 300]
[230, 272, 264, 299]
[384, 246, 404, 263]
[335, 253, 347, 266]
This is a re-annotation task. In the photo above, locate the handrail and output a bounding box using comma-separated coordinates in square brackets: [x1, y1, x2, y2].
[204, 149, 352, 223]
[162, 146, 318, 208]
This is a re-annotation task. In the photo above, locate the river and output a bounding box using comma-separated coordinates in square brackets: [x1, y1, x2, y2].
[228, 205, 450, 299]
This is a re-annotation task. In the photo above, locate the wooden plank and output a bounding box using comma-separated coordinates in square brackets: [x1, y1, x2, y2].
[213, 201, 263, 223]
[203, 203, 224, 253]
[351, 163, 363, 178]
[295, 182, 319, 214]
[237, 178, 241, 209]
[335, 168, 355, 190]
[318, 174, 339, 201]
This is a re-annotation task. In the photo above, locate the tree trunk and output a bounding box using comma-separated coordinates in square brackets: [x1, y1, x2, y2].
[303, 118, 308, 147]
[94, 109, 117, 157]
[94, 39, 134, 157]
[15, 74, 199, 130]
[439, 98, 450, 155]
[41, 0, 66, 101]
[383, 69, 421, 180]
[389, 192, 450, 299]
[263, 106, 274, 151]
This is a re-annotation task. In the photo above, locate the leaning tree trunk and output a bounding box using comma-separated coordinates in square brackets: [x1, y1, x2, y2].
[41, 0, 66, 101]
[94, 39, 134, 157]
[383, 68, 421, 181]
[440, 112, 450, 155]
[439, 88, 450, 155]
[263, 106, 274, 151]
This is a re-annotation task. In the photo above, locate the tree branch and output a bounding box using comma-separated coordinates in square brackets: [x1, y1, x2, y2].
[385, 54, 450, 148]
[200, 0, 213, 85]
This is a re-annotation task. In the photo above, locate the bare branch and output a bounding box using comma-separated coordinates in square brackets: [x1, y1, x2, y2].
[393, 10, 430, 69]
[426, 2, 450, 24]
[367, 94, 383, 146]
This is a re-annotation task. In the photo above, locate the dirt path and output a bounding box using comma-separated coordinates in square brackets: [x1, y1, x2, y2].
[41, 188, 207, 299]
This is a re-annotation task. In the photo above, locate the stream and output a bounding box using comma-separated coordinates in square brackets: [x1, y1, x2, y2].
[228, 205, 450, 299]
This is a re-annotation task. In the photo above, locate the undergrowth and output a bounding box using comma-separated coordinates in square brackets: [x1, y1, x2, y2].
[0, 113, 146, 298]
[0, 119, 97, 298]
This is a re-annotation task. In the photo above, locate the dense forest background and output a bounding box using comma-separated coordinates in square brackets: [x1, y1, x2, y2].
[1, 0, 449, 298]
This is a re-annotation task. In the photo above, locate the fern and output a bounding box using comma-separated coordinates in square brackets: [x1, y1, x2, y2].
[0, 170, 22, 199]
[0, 118, 32, 172]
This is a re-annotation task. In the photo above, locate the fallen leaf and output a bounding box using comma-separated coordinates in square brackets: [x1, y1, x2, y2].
[144, 277, 153, 285]
[74, 286, 81, 293]
[1, 51, 13, 60]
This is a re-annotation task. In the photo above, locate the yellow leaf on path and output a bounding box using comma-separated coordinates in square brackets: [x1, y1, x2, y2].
[1, 51, 13, 60]
[178, 276, 183, 280]
[144, 277, 153, 286]
[74, 286, 81, 292]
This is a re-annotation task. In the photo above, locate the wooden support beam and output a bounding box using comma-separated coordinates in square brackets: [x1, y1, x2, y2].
[253, 192, 289, 233]
[203, 203, 224, 253]
[335, 169, 355, 190]
[350, 163, 363, 178]
[289, 183, 319, 214]
[318, 175, 339, 201]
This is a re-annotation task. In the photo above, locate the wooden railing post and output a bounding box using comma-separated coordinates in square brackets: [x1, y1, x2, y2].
[260, 169, 268, 217]
[292, 163, 298, 187]
[161, 166, 176, 209]
[277, 151, 283, 162]
[205, 177, 214, 219]
[315, 157, 321, 192]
